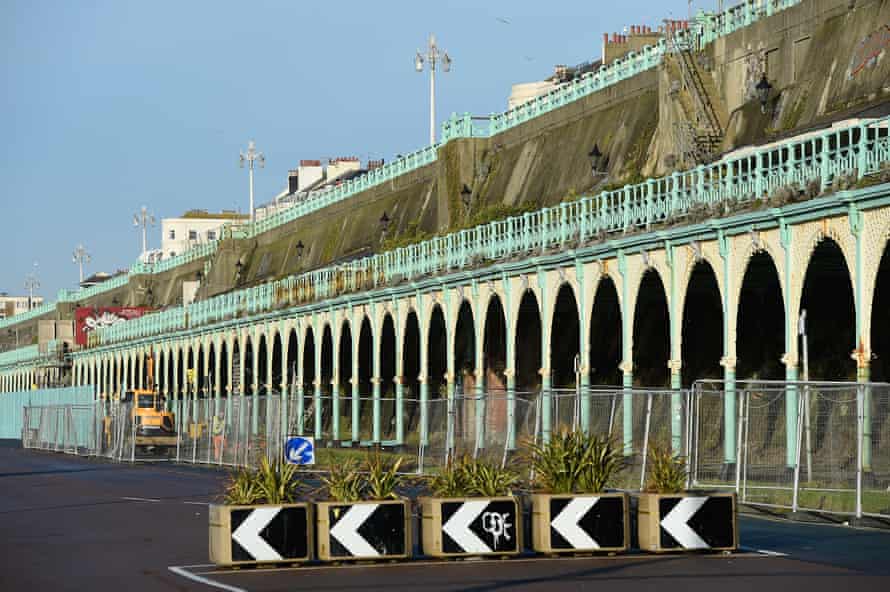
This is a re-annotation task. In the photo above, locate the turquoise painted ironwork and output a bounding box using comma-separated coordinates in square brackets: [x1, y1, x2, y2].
[89, 116, 890, 348]
[0, 340, 60, 371]
[695, 0, 803, 48]
[1, 0, 803, 336]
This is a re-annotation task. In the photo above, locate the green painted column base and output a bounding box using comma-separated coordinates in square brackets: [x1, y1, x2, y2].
[372, 380, 381, 444]
[419, 380, 429, 447]
[785, 366, 799, 468]
[622, 371, 633, 457]
[858, 364, 872, 472]
[351, 385, 360, 443]
[724, 367, 737, 464]
[670, 369, 682, 454]
[331, 384, 340, 442]
[541, 376, 552, 444]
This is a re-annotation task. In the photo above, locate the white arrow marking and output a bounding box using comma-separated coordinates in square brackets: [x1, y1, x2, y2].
[660, 497, 709, 549]
[442, 500, 491, 553]
[329, 504, 380, 557]
[551, 497, 600, 549]
[288, 440, 311, 463]
[232, 507, 283, 561]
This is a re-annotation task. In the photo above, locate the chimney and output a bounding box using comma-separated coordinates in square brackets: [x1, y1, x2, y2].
[288, 170, 299, 194]
[603, 32, 609, 44]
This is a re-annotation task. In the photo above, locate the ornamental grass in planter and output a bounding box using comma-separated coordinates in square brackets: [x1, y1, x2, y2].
[637, 445, 737, 553]
[526, 431, 629, 553]
[421, 455, 522, 557]
[209, 458, 313, 566]
[315, 450, 412, 561]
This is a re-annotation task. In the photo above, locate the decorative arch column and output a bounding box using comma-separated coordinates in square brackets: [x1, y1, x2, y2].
[537, 270, 552, 442]
[329, 316, 340, 442]
[780, 220, 798, 468]
[350, 310, 360, 442]
[617, 251, 634, 456]
[370, 303, 381, 444]
[313, 315, 323, 441]
[417, 294, 430, 446]
[503, 275, 517, 448]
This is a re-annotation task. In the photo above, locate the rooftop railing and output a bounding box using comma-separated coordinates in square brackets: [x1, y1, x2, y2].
[90, 116, 890, 349]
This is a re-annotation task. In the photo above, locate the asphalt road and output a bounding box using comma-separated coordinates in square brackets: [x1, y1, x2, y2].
[2, 442, 889, 592]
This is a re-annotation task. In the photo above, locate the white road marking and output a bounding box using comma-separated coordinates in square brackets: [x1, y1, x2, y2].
[121, 496, 160, 503]
[168, 565, 248, 592]
[183, 501, 211, 506]
[739, 545, 789, 557]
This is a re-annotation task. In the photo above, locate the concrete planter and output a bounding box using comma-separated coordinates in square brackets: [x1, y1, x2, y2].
[420, 496, 522, 558]
[209, 503, 312, 566]
[531, 492, 629, 554]
[636, 492, 737, 552]
[316, 499, 411, 561]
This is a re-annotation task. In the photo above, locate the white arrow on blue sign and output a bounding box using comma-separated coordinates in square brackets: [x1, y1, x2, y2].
[284, 436, 315, 465]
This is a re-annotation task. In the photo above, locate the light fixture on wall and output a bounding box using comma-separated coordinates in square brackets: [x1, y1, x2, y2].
[460, 184, 472, 212]
[295, 240, 305, 258]
[756, 74, 773, 114]
[589, 144, 607, 178]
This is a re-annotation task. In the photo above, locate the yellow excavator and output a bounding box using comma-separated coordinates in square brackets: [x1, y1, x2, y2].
[120, 357, 177, 452]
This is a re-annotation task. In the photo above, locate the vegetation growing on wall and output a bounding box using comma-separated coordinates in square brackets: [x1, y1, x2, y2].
[780, 89, 808, 132]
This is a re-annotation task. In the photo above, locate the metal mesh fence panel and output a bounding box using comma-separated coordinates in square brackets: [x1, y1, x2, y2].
[864, 385, 890, 517]
[690, 385, 730, 487]
[738, 384, 794, 509]
[420, 396, 452, 473]
[17, 381, 889, 520]
[794, 385, 859, 515]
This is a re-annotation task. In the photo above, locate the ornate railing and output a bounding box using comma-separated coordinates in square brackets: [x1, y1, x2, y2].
[696, 0, 803, 47]
[91, 116, 890, 348]
[0, 302, 56, 331]
[0, 340, 61, 370]
[6, 0, 806, 337]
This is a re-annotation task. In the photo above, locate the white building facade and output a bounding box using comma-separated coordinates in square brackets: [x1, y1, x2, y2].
[160, 211, 247, 259]
[0, 294, 44, 319]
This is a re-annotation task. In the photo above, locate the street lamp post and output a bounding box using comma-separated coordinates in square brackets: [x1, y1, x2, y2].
[24, 264, 40, 310]
[239, 140, 265, 225]
[133, 206, 156, 261]
[415, 34, 452, 145]
[72, 244, 91, 284]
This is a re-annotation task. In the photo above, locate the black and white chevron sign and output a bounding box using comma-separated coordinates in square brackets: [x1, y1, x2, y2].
[658, 496, 735, 549]
[327, 503, 407, 558]
[441, 500, 519, 554]
[230, 506, 309, 562]
[549, 496, 625, 550]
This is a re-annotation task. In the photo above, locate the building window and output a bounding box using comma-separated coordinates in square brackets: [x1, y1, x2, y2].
[207, 230, 217, 241]
[169, 229, 176, 240]
[188, 230, 198, 240]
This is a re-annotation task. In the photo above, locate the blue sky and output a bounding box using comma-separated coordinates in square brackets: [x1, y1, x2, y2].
[2, 0, 704, 298]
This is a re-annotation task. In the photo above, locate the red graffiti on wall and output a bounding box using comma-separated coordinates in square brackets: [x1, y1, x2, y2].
[850, 25, 890, 78]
